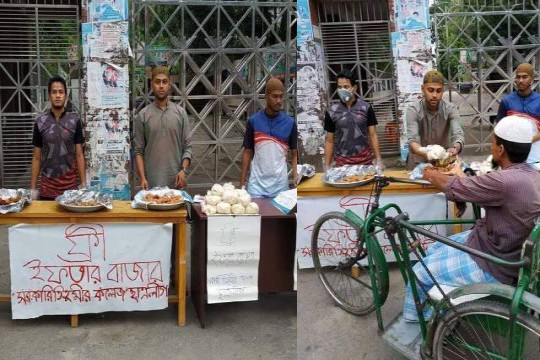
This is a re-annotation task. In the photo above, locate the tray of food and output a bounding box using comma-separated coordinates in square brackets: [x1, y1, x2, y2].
[133, 188, 186, 210]
[0, 188, 31, 214]
[323, 165, 378, 188]
[56, 190, 112, 213]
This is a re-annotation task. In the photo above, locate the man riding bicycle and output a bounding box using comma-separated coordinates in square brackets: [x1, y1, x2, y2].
[404, 115, 540, 321]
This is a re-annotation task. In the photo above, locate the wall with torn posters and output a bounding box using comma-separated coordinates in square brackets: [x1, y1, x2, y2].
[296, 0, 326, 170]
[82, 0, 132, 199]
[390, 0, 433, 162]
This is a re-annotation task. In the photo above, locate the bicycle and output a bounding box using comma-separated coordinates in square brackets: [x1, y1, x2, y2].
[311, 175, 540, 359]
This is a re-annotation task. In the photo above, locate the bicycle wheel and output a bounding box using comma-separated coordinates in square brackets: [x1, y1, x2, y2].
[311, 211, 389, 315]
[431, 299, 540, 360]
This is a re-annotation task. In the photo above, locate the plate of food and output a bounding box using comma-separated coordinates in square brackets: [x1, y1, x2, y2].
[135, 189, 185, 210]
[429, 155, 457, 172]
[56, 190, 112, 213]
[323, 165, 378, 188]
[0, 188, 30, 214]
[0, 193, 22, 206]
[420, 144, 458, 172]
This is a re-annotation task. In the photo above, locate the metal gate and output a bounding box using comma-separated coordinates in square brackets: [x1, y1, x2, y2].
[432, 0, 540, 154]
[0, 0, 81, 188]
[317, 0, 400, 156]
[131, 0, 297, 190]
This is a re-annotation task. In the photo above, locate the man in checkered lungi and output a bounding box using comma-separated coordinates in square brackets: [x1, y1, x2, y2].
[403, 115, 540, 322]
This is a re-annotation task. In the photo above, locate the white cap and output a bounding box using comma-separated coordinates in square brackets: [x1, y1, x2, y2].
[494, 115, 535, 143]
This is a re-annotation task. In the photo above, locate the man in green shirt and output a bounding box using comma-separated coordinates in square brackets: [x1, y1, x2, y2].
[134, 67, 192, 189]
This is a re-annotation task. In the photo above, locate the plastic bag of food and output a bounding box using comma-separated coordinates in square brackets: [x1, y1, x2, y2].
[0, 188, 31, 214]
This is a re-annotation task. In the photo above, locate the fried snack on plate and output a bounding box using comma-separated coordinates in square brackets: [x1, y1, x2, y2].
[430, 155, 457, 172]
[338, 174, 373, 183]
[0, 194, 21, 205]
[144, 192, 183, 205]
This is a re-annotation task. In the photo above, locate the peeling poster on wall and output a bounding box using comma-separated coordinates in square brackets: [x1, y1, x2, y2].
[87, 62, 129, 109]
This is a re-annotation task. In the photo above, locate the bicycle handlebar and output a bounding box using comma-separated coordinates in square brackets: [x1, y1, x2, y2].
[381, 175, 431, 186]
[372, 175, 430, 186]
[397, 219, 528, 268]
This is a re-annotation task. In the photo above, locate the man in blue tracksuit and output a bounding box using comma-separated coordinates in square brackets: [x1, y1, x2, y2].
[496, 63, 540, 169]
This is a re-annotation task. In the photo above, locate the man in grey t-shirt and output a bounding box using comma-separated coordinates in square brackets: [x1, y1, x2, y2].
[405, 70, 464, 169]
[133, 66, 192, 189]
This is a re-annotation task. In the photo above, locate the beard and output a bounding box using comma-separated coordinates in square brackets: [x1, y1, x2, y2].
[51, 102, 64, 111]
[154, 92, 168, 101]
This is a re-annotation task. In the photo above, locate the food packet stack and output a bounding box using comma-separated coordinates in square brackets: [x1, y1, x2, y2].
[202, 183, 259, 215]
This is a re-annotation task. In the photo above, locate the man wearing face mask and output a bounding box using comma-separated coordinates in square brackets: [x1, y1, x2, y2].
[324, 70, 382, 169]
[406, 70, 465, 169]
[495, 63, 540, 170]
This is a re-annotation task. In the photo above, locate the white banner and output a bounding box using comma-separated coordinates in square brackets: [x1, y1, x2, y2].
[207, 216, 261, 304]
[9, 223, 172, 319]
[297, 193, 448, 268]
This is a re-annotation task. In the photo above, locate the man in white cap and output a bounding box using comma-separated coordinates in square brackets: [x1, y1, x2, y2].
[402, 115, 540, 322]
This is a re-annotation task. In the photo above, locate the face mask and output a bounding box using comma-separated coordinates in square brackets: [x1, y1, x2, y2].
[337, 88, 353, 103]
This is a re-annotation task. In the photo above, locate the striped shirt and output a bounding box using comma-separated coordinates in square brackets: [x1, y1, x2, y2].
[445, 163, 540, 284]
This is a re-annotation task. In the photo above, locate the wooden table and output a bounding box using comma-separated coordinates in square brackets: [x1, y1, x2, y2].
[298, 169, 437, 196]
[0, 200, 188, 327]
[298, 169, 462, 232]
[191, 198, 296, 328]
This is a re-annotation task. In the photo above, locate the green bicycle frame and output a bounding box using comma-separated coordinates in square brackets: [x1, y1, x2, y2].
[345, 202, 477, 334]
[397, 220, 529, 359]
[346, 201, 537, 360]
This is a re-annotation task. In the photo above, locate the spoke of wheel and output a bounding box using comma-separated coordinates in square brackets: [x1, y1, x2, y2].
[466, 314, 501, 359]
[450, 322, 483, 360]
[328, 268, 373, 290]
[444, 341, 469, 360]
[326, 269, 368, 307]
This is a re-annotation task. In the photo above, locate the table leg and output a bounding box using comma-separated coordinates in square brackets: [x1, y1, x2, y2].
[176, 221, 186, 326]
[70, 315, 79, 328]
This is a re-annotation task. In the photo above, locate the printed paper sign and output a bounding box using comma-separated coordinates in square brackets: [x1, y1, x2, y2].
[82, 22, 131, 60]
[207, 216, 261, 304]
[88, 0, 128, 22]
[394, 0, 430, 32]
[9, 223, 172, 319]
[87, 62, 129, 109]
[85, 109, 131, 199]
[396, 59, 430, 93]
